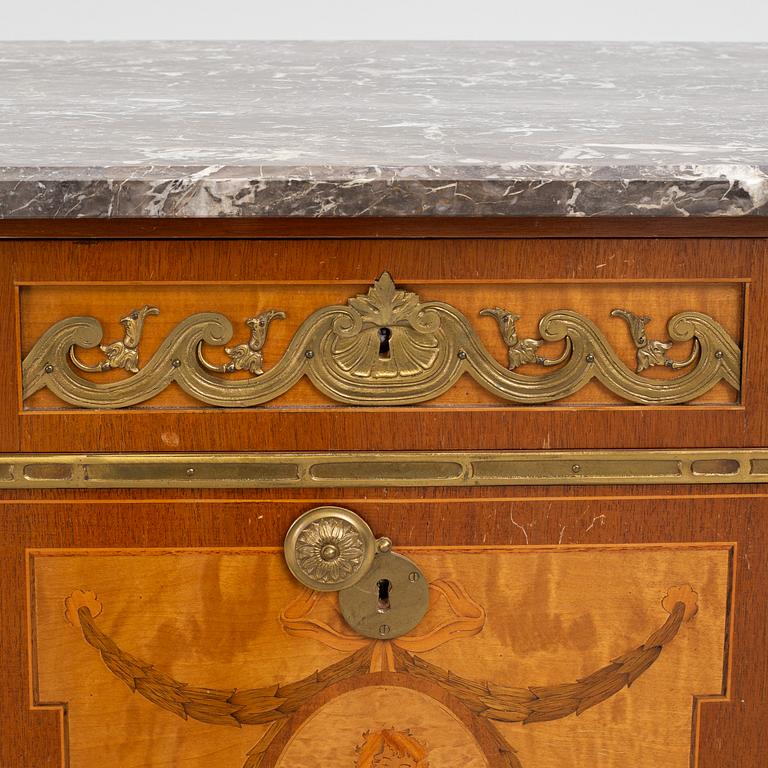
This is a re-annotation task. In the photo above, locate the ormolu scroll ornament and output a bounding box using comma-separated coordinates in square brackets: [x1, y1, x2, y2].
[68, 304, 159, 373]
[611, 308, 700, 373]
[22, 273, 741, 408]
[197, 309, 285, 375]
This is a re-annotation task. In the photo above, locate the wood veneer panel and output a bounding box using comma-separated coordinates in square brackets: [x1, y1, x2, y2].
[30, 545, 730, 767]
[1, 237, 763, 451]
[1, 493, 765, 767]
[0, 243, 19, 451]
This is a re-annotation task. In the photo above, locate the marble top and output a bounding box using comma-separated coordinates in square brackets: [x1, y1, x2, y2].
[1, 41, 768, 218]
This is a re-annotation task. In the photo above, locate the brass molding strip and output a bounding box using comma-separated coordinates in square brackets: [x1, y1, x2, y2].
[2, 450, 768, 488]
[22, 272, 741, 409]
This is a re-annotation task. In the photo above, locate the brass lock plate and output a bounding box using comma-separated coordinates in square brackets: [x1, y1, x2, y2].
[338, 551, 429, 639]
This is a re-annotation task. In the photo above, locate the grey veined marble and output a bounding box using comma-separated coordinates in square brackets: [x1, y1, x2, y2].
[1, 41, 768, 218]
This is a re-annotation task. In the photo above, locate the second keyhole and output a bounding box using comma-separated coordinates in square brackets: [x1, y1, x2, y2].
[377, 578, 392, 612]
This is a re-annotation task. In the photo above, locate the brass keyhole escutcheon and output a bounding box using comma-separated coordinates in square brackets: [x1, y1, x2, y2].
[284, 506, 429, 638]
[338, 550, 429, 639]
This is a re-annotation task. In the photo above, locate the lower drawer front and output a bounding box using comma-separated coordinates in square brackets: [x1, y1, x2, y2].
[6, 493, 766, 768]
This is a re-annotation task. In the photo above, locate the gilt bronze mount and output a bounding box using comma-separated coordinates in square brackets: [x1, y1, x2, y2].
[3, 449, 766, 488]
[22, 272, 741, 408]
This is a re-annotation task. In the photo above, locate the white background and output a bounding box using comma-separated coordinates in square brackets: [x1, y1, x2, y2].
[0, 0, 766, 41]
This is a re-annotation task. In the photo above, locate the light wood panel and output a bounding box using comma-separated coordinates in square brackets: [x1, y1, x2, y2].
[30, 544, 729, 768]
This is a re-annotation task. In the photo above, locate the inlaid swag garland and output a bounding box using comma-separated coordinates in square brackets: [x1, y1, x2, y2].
[64, 582, 699, 768]
[22, 272, 741, 409]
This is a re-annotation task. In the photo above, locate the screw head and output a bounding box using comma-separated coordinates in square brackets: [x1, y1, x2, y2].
[571, 464, 582, 473]
[378, 624, 390, 636]
[457, 350, 467, 360]
[408, 571, 420, 582]
[171, 358, 181, 368]
[585, 353, 595, 363]
[186, 467, 195, 476]
[715, 350, 724, 359]
[44, 364, 54, 374]
[304, 350, 314, 359]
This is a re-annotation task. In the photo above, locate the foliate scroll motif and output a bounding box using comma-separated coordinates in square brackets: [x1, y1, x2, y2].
[480, 307, 571, 369]
[611, 308, 700, 373]
[22, 273, 741, 408]
[65, 582, 698, 768]
[69, 304, 159, 373]
[480, 308, 545, 368]
[198, 309, 285, 375]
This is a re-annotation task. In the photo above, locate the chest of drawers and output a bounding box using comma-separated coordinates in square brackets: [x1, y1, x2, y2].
[2, 41, 768, 768]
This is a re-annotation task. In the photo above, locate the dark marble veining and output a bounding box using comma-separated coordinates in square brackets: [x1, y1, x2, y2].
[1, 41, 767, 218]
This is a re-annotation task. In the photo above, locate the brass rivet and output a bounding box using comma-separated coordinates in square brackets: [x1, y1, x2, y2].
[171, 359, 181, 368]
[44, 364, 54, 374]
[379, 624, 390, 636]
[320, 543, 340, 561]
[572, 464, 582, 473]
[305, 350, 314, 359]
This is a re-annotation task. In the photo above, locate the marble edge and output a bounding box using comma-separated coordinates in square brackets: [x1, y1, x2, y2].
[3, 162, 768, 181]
[1, 163, 767, 217]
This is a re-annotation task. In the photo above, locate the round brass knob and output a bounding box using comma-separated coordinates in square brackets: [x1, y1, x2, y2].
[284, 506, 377, 592]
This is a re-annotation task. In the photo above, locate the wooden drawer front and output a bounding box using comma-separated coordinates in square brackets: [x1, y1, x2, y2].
[2, 237, 763, 453]
[4, 492, 764, 767]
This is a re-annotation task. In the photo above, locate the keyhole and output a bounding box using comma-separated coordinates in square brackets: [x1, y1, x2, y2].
[377, 578, 391, 613]
[378, 327, 392, 358]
